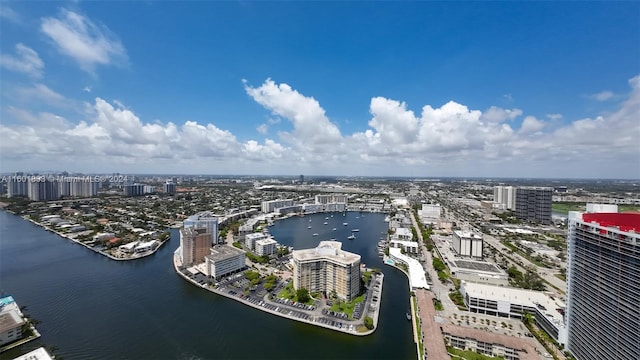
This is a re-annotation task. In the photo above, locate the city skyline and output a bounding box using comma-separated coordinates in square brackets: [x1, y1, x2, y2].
[1, 2, 639, 179]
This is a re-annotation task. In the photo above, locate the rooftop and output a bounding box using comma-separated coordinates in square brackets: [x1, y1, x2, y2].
[0, 309, 24, 333]
[256, 238, 277, 246]
[462, 282, 565, 327]
[581, 212, 640, 233]
[207, 245, 245, 262]
[454, 260, 503, 274]
[12, 347, 54, 360]
[441, 324, 540, 360]
[454, 230, 482, 239]
[292, 241, 360, 265]
[389, 247, 429, 289]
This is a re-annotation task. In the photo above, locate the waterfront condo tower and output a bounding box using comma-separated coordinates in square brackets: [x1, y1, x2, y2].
[566, 211, 640, 360]
[292, 241, 361, 301]
[183, 212, 219, 245]
[179, 227, 211, 267]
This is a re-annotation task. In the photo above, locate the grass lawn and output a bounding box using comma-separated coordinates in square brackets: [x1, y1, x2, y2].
[277, 283, 314, 305]
[551, 202, 586, 214]
[447, 346, 504, 360]
[619, 205, 640, 212]
[330, 294, 365, 318]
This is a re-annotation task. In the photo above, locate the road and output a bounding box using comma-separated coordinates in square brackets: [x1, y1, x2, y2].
[481, 233, 567, 294]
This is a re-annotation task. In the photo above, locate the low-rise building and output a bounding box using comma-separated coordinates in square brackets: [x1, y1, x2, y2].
[118, 241, 139, 254]
[134, 240, 159, 253]
[12, 347, 55, 360]
[442, 324, 539, 360]
[0, 296, 25, 346]
[388, 247, 429, 289]
[389, 239, 419, 254]
[394, 227, 413, 241]
[93, 232, 116, 242]
[460, 281, 567, 345]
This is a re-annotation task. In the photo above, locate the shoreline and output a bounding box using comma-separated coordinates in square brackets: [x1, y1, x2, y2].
[173, 249, 382, 336]
[11, 211, 168, 261]
[384, 255, 423, 360]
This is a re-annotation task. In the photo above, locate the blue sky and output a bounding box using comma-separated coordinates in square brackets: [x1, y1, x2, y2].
[1, 1, 638, 178]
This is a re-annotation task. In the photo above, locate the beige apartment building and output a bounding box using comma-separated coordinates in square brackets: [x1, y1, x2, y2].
[179, 227, 210, 266]
[292, 241, 361, 301]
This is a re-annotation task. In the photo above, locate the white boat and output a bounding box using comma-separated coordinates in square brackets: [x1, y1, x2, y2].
[324, 221, 328, 225]
[351, 229, 360, 232]
[332, 228, 337, 231]
[343, 222, 348, 226]
[325, 217, 329, 220]
[347, 233, 356, 240]
[313, 233, 319, 236]
[308, 226, 312, 229]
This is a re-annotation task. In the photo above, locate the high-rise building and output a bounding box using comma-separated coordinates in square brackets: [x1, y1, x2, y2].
[163, 181, 177, 194]
[179, 227, 211, 266]
[123, 184, 145, 197]
[27, 179, 59, 201]
[515, 187, 552, 224]
[261, 199, 294, 213]
[292, 241, 361, 301]
[183, 212, 219, 245]
[493, 186, 515, 210]
[205, 245, 246, 279]
[58, 178, 100, 198]
[314, 194, 348, 205]
[6, 174, 28, 198]
[452, 230, 483, 258]
[566, 210, 640, 360]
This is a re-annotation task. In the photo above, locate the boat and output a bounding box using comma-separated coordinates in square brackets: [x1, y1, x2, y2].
[325, 217, 329, 220]
[332, 228, 337, 231]
[347, 233, 356, 240]
[308, 226, 312, 229]
[313, 233, 319, 236]
[406, 311, 411, 321]
[351, 229, 360, 232]
[330, 238, 336, 241]
[324, 221, 328, 225]
[343, 222, 348, 226]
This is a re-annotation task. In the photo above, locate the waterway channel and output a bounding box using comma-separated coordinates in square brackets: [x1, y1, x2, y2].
[0, 210, 415, 359]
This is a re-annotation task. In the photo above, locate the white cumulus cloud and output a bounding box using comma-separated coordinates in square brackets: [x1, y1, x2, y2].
[519, 116, 545, 134]
[244, 79, 342, 151]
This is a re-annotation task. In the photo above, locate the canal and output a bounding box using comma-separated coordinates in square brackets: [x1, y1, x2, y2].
[0, 210, 415, 359]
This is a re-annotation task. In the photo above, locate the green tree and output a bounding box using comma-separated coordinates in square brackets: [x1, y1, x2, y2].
[364, 316, 374, 330]
[296, 288, 310, 303]
[433, 258, 446, 272]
